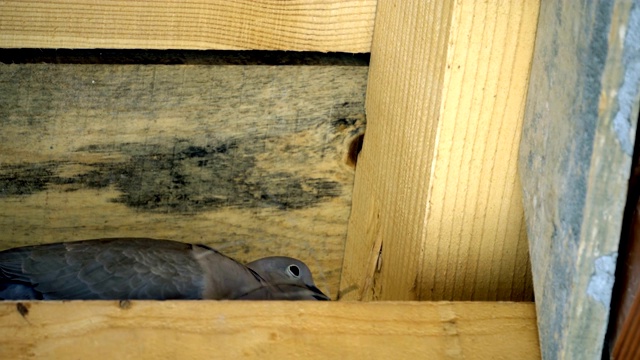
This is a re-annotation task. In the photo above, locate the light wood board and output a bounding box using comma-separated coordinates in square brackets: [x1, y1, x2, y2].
[0, 63, 368, 299]
[0, 0, 376, 52]
[0, 301, 540, 360]
[341, 0, 538, 301]
[519, 0, 640, 358]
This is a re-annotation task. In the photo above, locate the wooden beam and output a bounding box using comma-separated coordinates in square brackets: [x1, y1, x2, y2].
[0, 1, 376, 52]
[519, 0, 640, 358]
[0, 61, 368, 299]
[611, 199, 640, 359]
[341, 0, 539, 301]
[0, 301, 540, 359]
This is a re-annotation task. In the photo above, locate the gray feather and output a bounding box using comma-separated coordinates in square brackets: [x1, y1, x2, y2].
[0, 238, 329, 301]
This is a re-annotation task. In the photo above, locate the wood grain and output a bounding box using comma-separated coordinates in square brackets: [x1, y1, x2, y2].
[519, 0, 640, 358]
[0, 301, 540, 359]
[612, 200, 640, 359]
[0, 0, 376, 52]
[0, 63, 368, 299]
[340, 0, 538, 301]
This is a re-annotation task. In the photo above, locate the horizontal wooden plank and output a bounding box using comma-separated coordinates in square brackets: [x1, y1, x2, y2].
[341, 0, 538, 301]
[0, 0, 376, 52]
[0, 301, 540, 359]
[0, 63, 368, 299]
[519, 0, 640, 358]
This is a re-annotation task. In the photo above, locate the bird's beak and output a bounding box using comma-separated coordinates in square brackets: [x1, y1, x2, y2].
[307, 285, 331, 301]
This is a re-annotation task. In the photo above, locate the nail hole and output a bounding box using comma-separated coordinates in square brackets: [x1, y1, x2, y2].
[347, 133, 365, 168]
[119, 300, 132, 310]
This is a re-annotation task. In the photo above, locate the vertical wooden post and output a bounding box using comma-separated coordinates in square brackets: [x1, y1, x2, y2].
[341, 0, 540, 301]
[520, 0, 640, 358]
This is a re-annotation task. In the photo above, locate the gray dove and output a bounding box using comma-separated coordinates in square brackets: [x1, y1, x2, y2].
[0, 238, 330, 301]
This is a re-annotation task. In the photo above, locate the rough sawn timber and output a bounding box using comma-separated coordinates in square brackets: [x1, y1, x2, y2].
[519, 0, 640, 358]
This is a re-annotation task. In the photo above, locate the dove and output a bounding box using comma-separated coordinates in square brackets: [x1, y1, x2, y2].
[0, 238, 330, 301]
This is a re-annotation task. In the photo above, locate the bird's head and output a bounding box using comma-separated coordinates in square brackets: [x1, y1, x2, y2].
[246, 256, 330, 301]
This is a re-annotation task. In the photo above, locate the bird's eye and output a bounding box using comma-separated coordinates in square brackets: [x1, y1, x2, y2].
[286, 264, 300, 279]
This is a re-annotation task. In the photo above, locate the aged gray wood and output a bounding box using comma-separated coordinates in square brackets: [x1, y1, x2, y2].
[519, 0, 640, 358]
[0, 63, 368, 298]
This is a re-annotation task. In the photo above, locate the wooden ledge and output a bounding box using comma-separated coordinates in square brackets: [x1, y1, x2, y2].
[0, 0, 376, 52]
[0, 301, 539, 359]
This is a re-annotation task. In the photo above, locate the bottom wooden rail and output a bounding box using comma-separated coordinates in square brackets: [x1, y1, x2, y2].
[0, 301, 539, 359]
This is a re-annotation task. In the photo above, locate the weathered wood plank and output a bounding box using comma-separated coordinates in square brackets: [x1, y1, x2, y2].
[0, 0, 376, 52]
[0, 301, 540, 360]
[519, 0, 640, 358]
[340, 0, 538, 301]
[0, 63, 368, 299]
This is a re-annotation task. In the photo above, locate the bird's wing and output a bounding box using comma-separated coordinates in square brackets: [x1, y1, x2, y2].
[190, 244, 268, 299]
[0, 238, 205, 300]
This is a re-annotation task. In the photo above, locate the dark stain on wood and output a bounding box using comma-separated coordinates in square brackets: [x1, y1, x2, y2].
[346, 133, 364, 168]
[0, 138, 342, 213]
[0, 163, 57, 196]
[16, 302, 29, 318]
